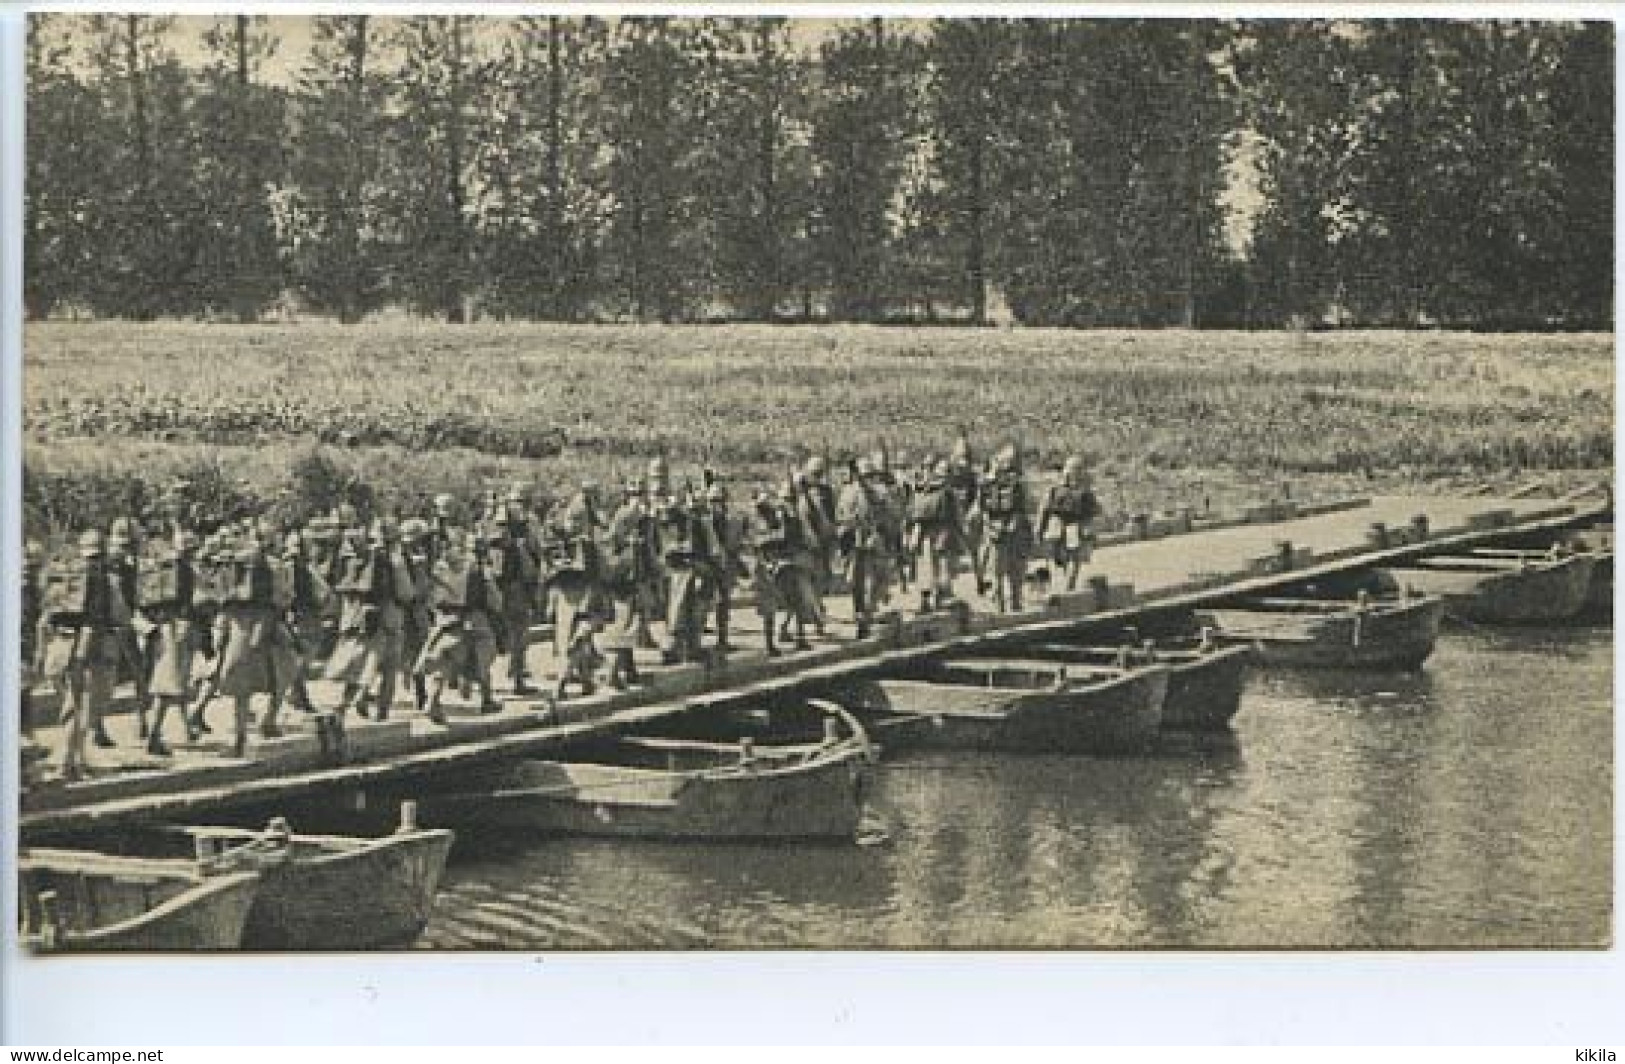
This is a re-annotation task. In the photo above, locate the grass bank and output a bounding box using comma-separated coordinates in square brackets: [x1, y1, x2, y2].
[23, 322, 1614, 538]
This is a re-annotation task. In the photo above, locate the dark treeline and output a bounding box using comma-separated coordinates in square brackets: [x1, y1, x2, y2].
[24, 16, 1613, 328]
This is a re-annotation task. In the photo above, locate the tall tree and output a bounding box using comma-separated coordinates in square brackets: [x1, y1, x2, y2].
[812, 19, 919, 321]
[597, 18, 709, 322]
[700, 17, 817, 320]
[288, 15, 389, 322]
[478, 16, 609, 319]
[82, 13, 193, 320]
[24, 15, 109, 318]
[385, 16, 487, 321]
[192, 15, 284, 320]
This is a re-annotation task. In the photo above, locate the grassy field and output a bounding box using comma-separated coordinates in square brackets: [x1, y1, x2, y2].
[22, 322, 1615, 539]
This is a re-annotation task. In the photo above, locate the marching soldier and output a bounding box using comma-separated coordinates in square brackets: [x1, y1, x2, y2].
[1036, 456, 1102, 593]
[909, 458, 966, 612]
[430, 494, 459, 562]
[279, 528, 331, 715]
[140, 528, 202, 756]
[773, 481, 821, 650]
[415, 526, 503, 722]
[745, 491, 795, 656]
[599, 478, 652, 690]
[544, 485, 603, 700]
[642, 458, 674, 641]
[40, 530, 125, 779]
[946, 435, 988, 596]
[981, 444, 1036, 613]
[798, 457, 839, 598]
[325, 520, 406, 721]
[700, 479, 744, 654]
[106, 518, 148, 746]
[398, 519, 434, 712]
[197, 533, 297, 758]
[656, 480, 709, 664]
[494, 487, 542, 695]
[837, 456, 893, 639]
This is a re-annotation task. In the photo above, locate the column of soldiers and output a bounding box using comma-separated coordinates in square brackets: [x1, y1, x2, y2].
[22, 441, 1101, 778]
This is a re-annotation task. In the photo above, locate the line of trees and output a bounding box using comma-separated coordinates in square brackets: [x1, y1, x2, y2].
[24, 16, 1614, 328]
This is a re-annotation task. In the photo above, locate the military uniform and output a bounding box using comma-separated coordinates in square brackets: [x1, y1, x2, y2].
[656, 490, 710, 664]
[416, 530, 503, 720]
[837, 462, 895, 638]
[325, 527, 406, 719]
[544, 493, 603, 699]
[204, 540, 298, 756]
[909, 463, 967, 611]
[799, 460, 839, 597]
[40, 534, 125, 778]
[138, 536, 202, 755]
[600, 484, 651, 689]
[1037, 460, 1101, 592]
[946, 442, 987, 595]
[493, 497, 542, 694]
[981, 455, 1035, 613]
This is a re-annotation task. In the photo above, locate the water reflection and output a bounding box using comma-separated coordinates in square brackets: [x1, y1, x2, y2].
[421, 625, 1611, 949]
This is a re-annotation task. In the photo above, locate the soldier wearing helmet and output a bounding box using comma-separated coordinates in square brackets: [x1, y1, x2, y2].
[655, 475, 712, 665]
[104, 517, 149, 747]
[836, 454, 896, 638]
[188, 531, 295, 758]
[1037, 455, 1102, 593]
[799, 456, 839, 599]
[39, 530, 125, 779]
[599, 477, 655, 690]
[946, 434, 989, 596]
[489, 488, 542, 695]
[698, 478, 748, 655]
[275, 526, 331, 717]
[324, 517, 409, 720]
[907, 457, 967, 613]
[396, 519, 434, 713]
[980, 444, 1036, 613]
[137, 526, 204, 756]
[542, 484, 604, 700]
[415, 523, 504, 722]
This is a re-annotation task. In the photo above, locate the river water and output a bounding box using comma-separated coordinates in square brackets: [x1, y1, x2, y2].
[417, 623, 1612, 949]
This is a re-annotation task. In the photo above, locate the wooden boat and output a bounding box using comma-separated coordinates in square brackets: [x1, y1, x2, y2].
[1568, 526, 1613, 617]
[172, 808, 453, 950]
[1018, 640, 1254, 731]
[38, 805, 454, 951]
[426, 706, 874, 841]
[1382, 548, 1597, 624]
[842, 658, 1168, 754]
[19, 850, 258, 952]
[1198, 593, 1444, 671]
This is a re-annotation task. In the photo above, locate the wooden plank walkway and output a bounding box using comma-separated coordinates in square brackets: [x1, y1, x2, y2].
[18, 491, 1604, 835]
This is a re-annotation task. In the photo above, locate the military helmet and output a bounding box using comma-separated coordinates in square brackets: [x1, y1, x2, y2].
[1063, 455, 1087, 478]
[433, 493, 456, 516]
[78, 529, 106, 556]
[806, 455, 828, 478]
[282, 530, 304, 556]
[174, 528, 199, 553]
[401, 518, 430, 542]
[624, 477, 644, 497]
[855, 455, 875, 477]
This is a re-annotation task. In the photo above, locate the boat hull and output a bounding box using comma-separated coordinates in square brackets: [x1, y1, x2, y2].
[1161, 646, 1254, 730]
[1383, 554, 1596, 624]
[20, 855, 258, 952]
[236, 829, 456, 950]
[1014, 644, 1253, 731]
[437, 743, 870, 841]
[848, 667, 1168, 754]
[1205, 597, 1444, 671]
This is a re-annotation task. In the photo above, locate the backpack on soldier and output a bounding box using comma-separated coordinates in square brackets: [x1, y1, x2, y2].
[42, 558, 96, 624]
[910, 486, 951, 527]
